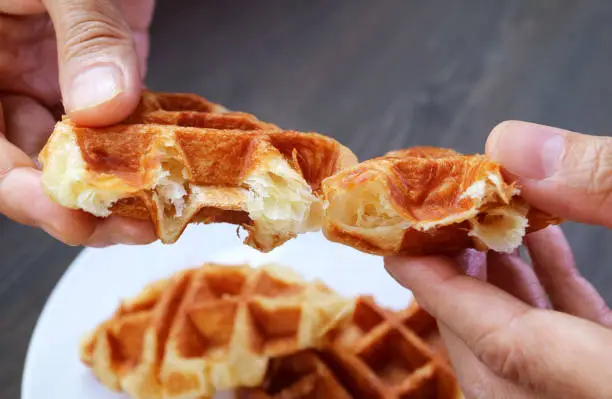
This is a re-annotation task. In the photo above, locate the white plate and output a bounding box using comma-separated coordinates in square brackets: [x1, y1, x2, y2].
[22, 223, 413, 399]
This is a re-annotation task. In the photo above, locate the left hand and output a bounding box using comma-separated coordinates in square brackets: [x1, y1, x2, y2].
[0, 0, 156, 246]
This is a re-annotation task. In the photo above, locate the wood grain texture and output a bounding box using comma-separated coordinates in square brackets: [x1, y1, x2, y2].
[3, 1, 612, 397]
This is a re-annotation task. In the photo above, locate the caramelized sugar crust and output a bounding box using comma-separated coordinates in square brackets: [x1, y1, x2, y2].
[322, 146, 560, 255]
[39, 90, 559, 255]
[39, 91, 357, 252]
[237, 297, 462, 399]
[80, 263, 355, 399]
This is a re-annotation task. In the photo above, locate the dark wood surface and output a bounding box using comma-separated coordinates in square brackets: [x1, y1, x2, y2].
[3, 1, 612, 397]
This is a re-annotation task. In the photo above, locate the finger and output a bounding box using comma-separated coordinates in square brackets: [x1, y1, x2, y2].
[385, 254, 532, 357]
[0, 0, 46, 14]
[454, 248, 487, 280]
[84, 215, 157, 248]
[0, 99, 5, 133]
[114, 0, 155, 77]
[42, 0, 142, 126]
[132, 25, 149, 79]
[526, 225, 612, 326]
[437, 322, 536, 399]
[486, 120, 612, 228]
[384, 255, 612, 397]
[0, 157, 156, 246]
[0, 132, 90, 239]
[0, 13, 60, 107]
[487, 251, 549, 308]
[1, 95, 56, 157]
[426, 250, 539, 396]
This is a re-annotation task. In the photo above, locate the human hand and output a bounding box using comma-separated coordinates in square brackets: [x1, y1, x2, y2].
[385, 121, 612, 398]
[0, 0, 156, 246]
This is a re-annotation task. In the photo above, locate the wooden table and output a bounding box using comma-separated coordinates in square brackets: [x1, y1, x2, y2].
[3, 1, 612, 397]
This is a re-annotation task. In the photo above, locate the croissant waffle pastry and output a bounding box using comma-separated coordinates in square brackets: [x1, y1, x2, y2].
[398, 300, 451, 363]
[39, 90, 357, 252]
[237, 297, 461, 399]
[236, 351, 353, 399]
[40, 90, 559, 255]
[79, 263, 356, 399]
[322, 146, 561, 255]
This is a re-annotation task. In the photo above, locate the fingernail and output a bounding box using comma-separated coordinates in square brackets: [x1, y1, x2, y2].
[66, 64, 124, 112]
[488, 122, 565, 180]
[455, 249, 487, 279]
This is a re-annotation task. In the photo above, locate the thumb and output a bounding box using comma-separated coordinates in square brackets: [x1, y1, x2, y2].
[43, 0, 142, 126]
[486, 120, 612, 228]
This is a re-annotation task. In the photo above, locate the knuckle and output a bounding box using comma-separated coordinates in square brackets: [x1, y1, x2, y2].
[561, 136, 612, 216]
[586, 139, 612, 192]
[474, 309, 556, 393]
[62, 11, 131, 60]
[473, 325, 517, 377]
[460, 377, 493, 399]
[473, 309, 535, 385]
[494, 339, 527, 383]
[584, 138, 612, 211]
[0, 141, 32, 181]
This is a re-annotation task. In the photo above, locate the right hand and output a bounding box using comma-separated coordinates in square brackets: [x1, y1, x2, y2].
[385, 121, 612, 398]
[0, 0, 157, 247]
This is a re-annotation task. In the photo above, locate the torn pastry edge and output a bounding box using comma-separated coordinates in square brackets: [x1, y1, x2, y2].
[39, 121, 326, 252]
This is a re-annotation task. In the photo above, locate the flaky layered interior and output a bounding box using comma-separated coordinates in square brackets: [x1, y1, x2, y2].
[468, 204, 529, 253]
[148, 128, 203, 241]
[244, 155, 325, 249]
[40, 124, 324, 251]
[461, 173, 530, 252]
[324, 174, 411, 253]
[40, 113, 549, 256]
[324, 169, 530, 254]
[40, 123, 137, 217]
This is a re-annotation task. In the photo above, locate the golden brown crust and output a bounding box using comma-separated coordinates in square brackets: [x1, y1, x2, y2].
[235, 351, 354, 399]
[39, 90, 357, 251]
[135, 110, 279, 130]
[40, 90, 557, 256]
[269, 132, 355, 192]
[136, 89, 229, 115]
[66, 123, 355, 245]
[324, 220, 476, 256]
[80, 263, 356, 399]
[238, 297, 461, 399]
[322, 146, 561, 256]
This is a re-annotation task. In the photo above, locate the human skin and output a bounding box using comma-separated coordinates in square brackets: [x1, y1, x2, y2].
[386, 121, 612, 398]
[0, 0, 156, 247]
[3, 3, 612, 395]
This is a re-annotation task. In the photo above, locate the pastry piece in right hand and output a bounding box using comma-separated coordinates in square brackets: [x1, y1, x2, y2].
[321, 146, 561, 256]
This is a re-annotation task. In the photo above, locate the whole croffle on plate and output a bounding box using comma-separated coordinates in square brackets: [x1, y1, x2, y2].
[21, 223, 413, 399]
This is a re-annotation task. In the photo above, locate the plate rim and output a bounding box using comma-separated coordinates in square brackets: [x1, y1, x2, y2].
[21, 247, 91, 399]
[20, 227, 411, 399]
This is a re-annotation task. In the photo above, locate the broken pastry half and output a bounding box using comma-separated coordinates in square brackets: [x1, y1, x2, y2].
[321, 146, 561, 256]
[39, 90, 357, 252]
